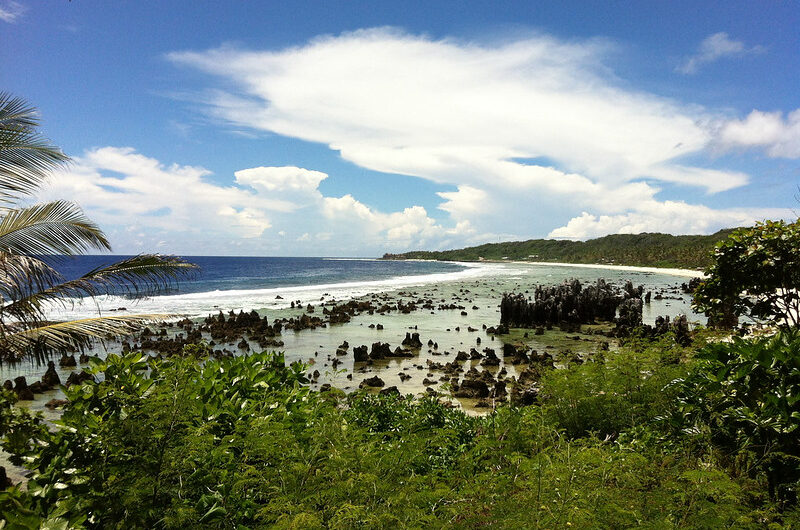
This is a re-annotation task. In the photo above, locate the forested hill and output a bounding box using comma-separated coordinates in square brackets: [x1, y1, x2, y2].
[382, 230, 737, 269]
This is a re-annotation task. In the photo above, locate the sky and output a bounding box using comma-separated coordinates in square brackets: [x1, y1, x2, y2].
[2, 1, 799, 256]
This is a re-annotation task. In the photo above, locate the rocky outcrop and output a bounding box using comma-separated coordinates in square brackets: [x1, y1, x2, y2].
[360, 376, 385, 388]
[65, 370, 94, 388]
[59, 354, 77, 367]
[370, 342, 391, 360]
[13, 377, 33, 400]
[401, 332, 423, 349]
[41, 361, 60, 387]
[453, 378, 489, 398]
[353, 345, 369, 362]
[501, 278, 643, 328]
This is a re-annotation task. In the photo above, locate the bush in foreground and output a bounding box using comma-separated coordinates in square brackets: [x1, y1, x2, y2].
[0, 342, 797, 528]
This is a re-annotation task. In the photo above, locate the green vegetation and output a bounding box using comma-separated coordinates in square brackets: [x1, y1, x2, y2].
[383, 230, 736, 269]
[0, 94, 196, 363]
[1, 331, 800, 528]
[693, 219, 800, 328]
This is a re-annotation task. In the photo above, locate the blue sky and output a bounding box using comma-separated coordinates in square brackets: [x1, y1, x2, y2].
[2, 1, 798, 256]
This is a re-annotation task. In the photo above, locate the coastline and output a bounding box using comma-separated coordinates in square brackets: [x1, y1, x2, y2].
[516, 260, 704, 278]
[400, 258, 705, 279]
[3, 255, 701, 483]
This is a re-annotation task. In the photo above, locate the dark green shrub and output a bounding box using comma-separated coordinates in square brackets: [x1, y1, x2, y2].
[693, 219, 800, 328]
[667, 331, 800, 505]
[539, 338, 688, 438]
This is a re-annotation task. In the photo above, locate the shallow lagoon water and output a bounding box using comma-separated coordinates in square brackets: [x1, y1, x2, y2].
[1, 261, 702, 482]
[2, 261, 701, 413]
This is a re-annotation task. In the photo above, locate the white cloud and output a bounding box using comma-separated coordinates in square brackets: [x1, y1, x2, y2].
[321, 194, 449, 246]
[437, 185, 490, 218]
[39, 147, 275, 245]
[162, 28, 787, 246]
[235, 166, 327, 192]
[548, 204, 792, 240]
[676, 32, 764, 74]
[38, 147, 470, 255]
[718, 109, 800, 158]
[0, 1, 25, 23]
[168, 29, 746, 196]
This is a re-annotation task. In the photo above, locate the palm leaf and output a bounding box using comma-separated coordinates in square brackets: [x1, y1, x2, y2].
[0, 252, 62, 308]
[0, 200, 110, 255]
[0, 92, 69, 202]
[0, 314, 178, 364]
[3, 254, 199, 320]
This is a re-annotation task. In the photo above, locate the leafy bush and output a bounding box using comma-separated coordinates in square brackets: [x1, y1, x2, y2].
[693, 219, 800, 328]
[666, 331, 800, 505]
[1, 341, 796, 527]
[539, 337, 689, 438]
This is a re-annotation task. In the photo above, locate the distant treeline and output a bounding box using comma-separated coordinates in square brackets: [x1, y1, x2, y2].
[382, 230, 737, 269]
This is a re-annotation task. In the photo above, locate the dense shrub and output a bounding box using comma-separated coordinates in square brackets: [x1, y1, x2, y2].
[666, 331, 800, 505]
[539, 337, 689, 438]
[693, 219, 800, 328]
[0, 340, 796, 527]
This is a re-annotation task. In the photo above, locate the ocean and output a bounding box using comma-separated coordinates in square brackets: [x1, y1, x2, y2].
[40, 255, 701, 324]
[4, 255, 703, 422]
[42, 256, 483, 320]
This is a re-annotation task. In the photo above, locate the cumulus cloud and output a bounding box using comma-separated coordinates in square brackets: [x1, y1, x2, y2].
[718, 109, 800, 158]
[676, 32, 764, 74]
[321, 194, 455, 247]
[548, 204, 791, 240]
[160, 28, 789, 245]
[0, 1, 25, 23]
[437, 186, 490, 218]
[39, 147, 275, 246]
[235, 166, 327, 192]
[168, 28, 746, 195]
[37, 147, 467, 255]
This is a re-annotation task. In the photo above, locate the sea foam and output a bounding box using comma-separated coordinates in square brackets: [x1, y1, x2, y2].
[43, 261, 507, 321]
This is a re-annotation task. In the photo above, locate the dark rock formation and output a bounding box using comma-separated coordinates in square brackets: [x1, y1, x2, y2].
[59, 354, 77, 367]
[13, 377, 33, 400]
[0, 466, 12, 488]
[480, 348, 501, 367]
[360, 376, 385, 388]
[353, 345, 369, 362]
[453, 379, 489, 398]
[370, 342, 391, 360]
[402, 332, 423, 349]
[501, 278, 643, 328]
[681, 277, 701, 294]
[65, 370, 94, 388]
[41, 361, 60, 387]
[45, 398, 68, 409]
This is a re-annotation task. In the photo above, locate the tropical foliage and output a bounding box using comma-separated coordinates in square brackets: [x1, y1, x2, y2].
[0, 93, 196, 363]
[666, 331, 800, 505]
[2, 337, 799, 528]
[383, 230, 736, 269]
[693, 219, 800, 328]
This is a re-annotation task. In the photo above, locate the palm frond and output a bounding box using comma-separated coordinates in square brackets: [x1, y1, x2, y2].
[0, 92, 69, 202]
[2, 254, 199, 320]
[0, 252, 62, 307]
[0, 314, 177, 364]
[0, 200, 110, 255]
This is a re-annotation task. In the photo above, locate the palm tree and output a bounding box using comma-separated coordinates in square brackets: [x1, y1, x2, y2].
[0, 93, 197, 363]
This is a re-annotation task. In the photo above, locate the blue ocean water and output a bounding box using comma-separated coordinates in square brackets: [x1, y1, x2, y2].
[48, 255, 467, 295]
[41, 256, 701, 324]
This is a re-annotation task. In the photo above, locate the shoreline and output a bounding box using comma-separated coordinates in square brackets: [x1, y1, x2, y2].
[403, 258, 705, 279]
[41, 259, 701, 322]
[514, 260, 704, 278]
